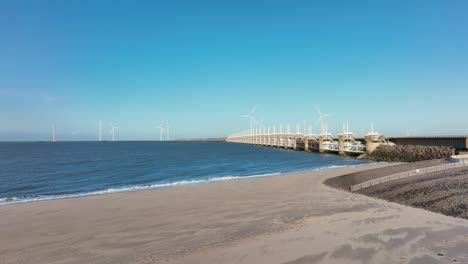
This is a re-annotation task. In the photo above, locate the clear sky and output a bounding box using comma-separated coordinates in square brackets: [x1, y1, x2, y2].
[1, 0, 467, 141]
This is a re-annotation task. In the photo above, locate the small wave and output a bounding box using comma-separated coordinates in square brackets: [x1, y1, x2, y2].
[0, 163, 379, 206]
[0, 197, 20, 203]
[0, 172, 282, 206]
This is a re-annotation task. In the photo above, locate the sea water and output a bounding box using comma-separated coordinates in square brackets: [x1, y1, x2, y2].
[0, 141, 373, 205]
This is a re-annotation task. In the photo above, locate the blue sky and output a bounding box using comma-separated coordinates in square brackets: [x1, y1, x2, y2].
[1, 0, 467, 141]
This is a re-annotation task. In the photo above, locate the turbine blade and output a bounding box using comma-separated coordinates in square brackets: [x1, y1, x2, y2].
[314, 105, 322, 116]
[251, 106, 257, 115]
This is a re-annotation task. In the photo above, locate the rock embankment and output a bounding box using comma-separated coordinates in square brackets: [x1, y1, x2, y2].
[358, 167, 468, 220]
[366, 145, 457, 162]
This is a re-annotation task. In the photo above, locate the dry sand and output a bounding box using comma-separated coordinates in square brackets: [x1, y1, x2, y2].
[1, 163, 468, 264]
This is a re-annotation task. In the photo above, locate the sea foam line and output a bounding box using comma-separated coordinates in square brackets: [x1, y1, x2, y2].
[0, 172, 282, 206]
[0, 162, 378, 206]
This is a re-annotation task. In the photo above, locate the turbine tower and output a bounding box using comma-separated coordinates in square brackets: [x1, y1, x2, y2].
[315, 105, 334, 135]
[109, 123, 118, 142]
[99, 120, 102, 142]
[241, 106, 257, 137]
[156, 121, 166, 141]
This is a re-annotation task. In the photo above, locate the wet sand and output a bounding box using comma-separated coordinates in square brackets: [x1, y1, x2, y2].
[1, 163, 468, 264]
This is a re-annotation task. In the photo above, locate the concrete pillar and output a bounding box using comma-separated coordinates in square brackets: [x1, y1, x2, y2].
[465, 137, 468, 149]
[293, 135, 298, 150]
[284, 135, 289, 149]
[304, 137, 310, 152]
[319, 135, 325, 153]
[338, 134, 345, 155]
[365, 135, 381, 154]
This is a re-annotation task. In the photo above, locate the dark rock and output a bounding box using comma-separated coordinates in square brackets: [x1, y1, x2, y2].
[366, 145, 456, 162]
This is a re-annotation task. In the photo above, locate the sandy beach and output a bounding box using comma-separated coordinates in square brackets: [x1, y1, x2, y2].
[1, 163, 468, 264]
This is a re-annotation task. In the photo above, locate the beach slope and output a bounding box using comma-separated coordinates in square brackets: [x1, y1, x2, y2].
[1, 164, 467, 264]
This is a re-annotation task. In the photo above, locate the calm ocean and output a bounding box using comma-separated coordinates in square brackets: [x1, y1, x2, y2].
[0, 142, 373, 205]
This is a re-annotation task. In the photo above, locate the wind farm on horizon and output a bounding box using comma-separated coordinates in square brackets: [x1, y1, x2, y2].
[41, 105, 468, 143]
[49, 120, 171, 143]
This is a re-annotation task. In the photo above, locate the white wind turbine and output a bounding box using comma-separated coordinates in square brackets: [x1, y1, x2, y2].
[315, 105, 334, 135]
[241, 106, 257, 137]
[99, 120, 102, 142]
[109, 123, 118, 142]
[156, 121, 166, 141]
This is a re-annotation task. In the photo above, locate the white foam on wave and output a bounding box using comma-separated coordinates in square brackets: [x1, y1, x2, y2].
[0, 162, 379, 206]
[0, 172, 282, 206]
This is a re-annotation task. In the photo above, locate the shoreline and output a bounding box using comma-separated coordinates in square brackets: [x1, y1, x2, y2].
[1, 163, 468, 264]
[0, 162, 378, 206]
